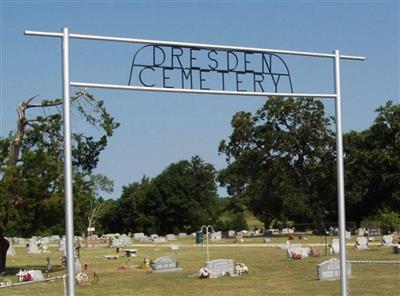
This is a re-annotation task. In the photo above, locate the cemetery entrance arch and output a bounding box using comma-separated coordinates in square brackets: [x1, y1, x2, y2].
[25, 28, 365, 296]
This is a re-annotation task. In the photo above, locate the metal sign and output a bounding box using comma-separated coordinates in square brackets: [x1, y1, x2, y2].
[128, 45, 293, 93]
[24, 28, 365, 296]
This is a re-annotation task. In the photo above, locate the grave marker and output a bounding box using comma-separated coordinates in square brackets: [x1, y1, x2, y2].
[317, 259, 352, 281]
[205, 259, 234, 278]
[151, 256, 182, 273]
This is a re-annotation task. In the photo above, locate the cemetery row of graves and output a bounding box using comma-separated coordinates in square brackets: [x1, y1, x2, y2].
[1, 227, 399, 295]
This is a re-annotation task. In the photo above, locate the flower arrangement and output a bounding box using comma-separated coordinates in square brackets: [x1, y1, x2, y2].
[198, 267, 211, 279]
[291, 252, 302, 260]
[235, 263, 248, 275]
[75, 272, 89, 284]
[138, 256, 152, 270]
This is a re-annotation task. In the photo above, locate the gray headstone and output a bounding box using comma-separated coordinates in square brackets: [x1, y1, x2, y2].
[151, 256, 182, 273]
[317, 259, 352, 281]
[368, 228, 381, 237]
[205, 259, 234, 278]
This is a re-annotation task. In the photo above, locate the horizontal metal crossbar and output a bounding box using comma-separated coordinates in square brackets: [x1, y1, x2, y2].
[70, 81, 337, 98]
[25, 30, 365, 61]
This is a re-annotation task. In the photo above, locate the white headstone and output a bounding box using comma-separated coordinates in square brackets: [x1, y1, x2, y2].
[382, 235, 394, 247]
[166, 234, 177, 241]
[205, 259, 234, 278]
[355, 237, 368, 250]
[287, 246, 310, 259]
[330, 239, 340, 254]
[28, 239, 41, 254]
[210, 231, 222, 240]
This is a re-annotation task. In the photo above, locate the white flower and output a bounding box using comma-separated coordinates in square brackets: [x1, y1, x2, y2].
[199, 267, 211, 278]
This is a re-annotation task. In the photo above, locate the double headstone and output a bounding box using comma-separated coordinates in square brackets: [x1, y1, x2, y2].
[151, 256, 182, 273]
[210, 232, 222, 240]
[317, 258, 352, 281]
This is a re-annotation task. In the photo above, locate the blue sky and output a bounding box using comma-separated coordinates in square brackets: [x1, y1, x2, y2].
[1, 1, 399, 198]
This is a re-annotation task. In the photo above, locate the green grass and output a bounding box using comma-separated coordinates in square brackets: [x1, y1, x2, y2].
[2, 236, 399, 295]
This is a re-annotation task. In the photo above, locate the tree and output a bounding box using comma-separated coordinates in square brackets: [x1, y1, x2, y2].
[218, 97, 337, 228]
[0, 91, 119, 236]
[345, 100, 400, 223]
[100, 156, 220, 234]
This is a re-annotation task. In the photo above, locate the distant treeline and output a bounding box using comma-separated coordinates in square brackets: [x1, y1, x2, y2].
[0, 95, 398, 236]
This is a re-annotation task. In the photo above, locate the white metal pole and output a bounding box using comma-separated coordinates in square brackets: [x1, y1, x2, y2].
[62, 27, 75, 296]
[334, 49, 348, 296]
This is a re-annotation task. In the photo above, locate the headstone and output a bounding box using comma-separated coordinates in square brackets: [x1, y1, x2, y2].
[264, 230, 273, 237]
[28, 239, 41, 254]
[16, 270, 44, 282]
[153, 237, 167, 243]
[150, 234, 159, 239]
[281, 228, 294, 234]
[124, 249, 137, 257]
[6, 239, 16, 256]
[368, 228, 381, 237]
[329, 239, 340, 254]
[59, 237, 66, 252]
[287, 246, 310, 259]
[330, 227, 339, 236]
[317, 258, 352, 281]
[345, 231, 351, 239]
[166, 234, 177, 241]
[50, 235, 60, 242]
[151, 256, 182, 273]
[264, 237, 271, 243]
[210, 231, 222, 240]
[227, 230, 236, 238]
[138, 236, 153, 243]
[205, 259, 234, 278]
[40, 237, 50, 245]
[178, 233, 187, 237]
[355, 237, 368, 250]
[74, 257, 82, 273]
[358, 228, 365, 236]
[111, 238, 124, 248]
[382, 235, 394, 247]
[133, 233, 145, 240]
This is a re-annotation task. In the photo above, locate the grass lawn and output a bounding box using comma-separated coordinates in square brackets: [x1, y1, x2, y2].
[1, 236, 399, 295]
